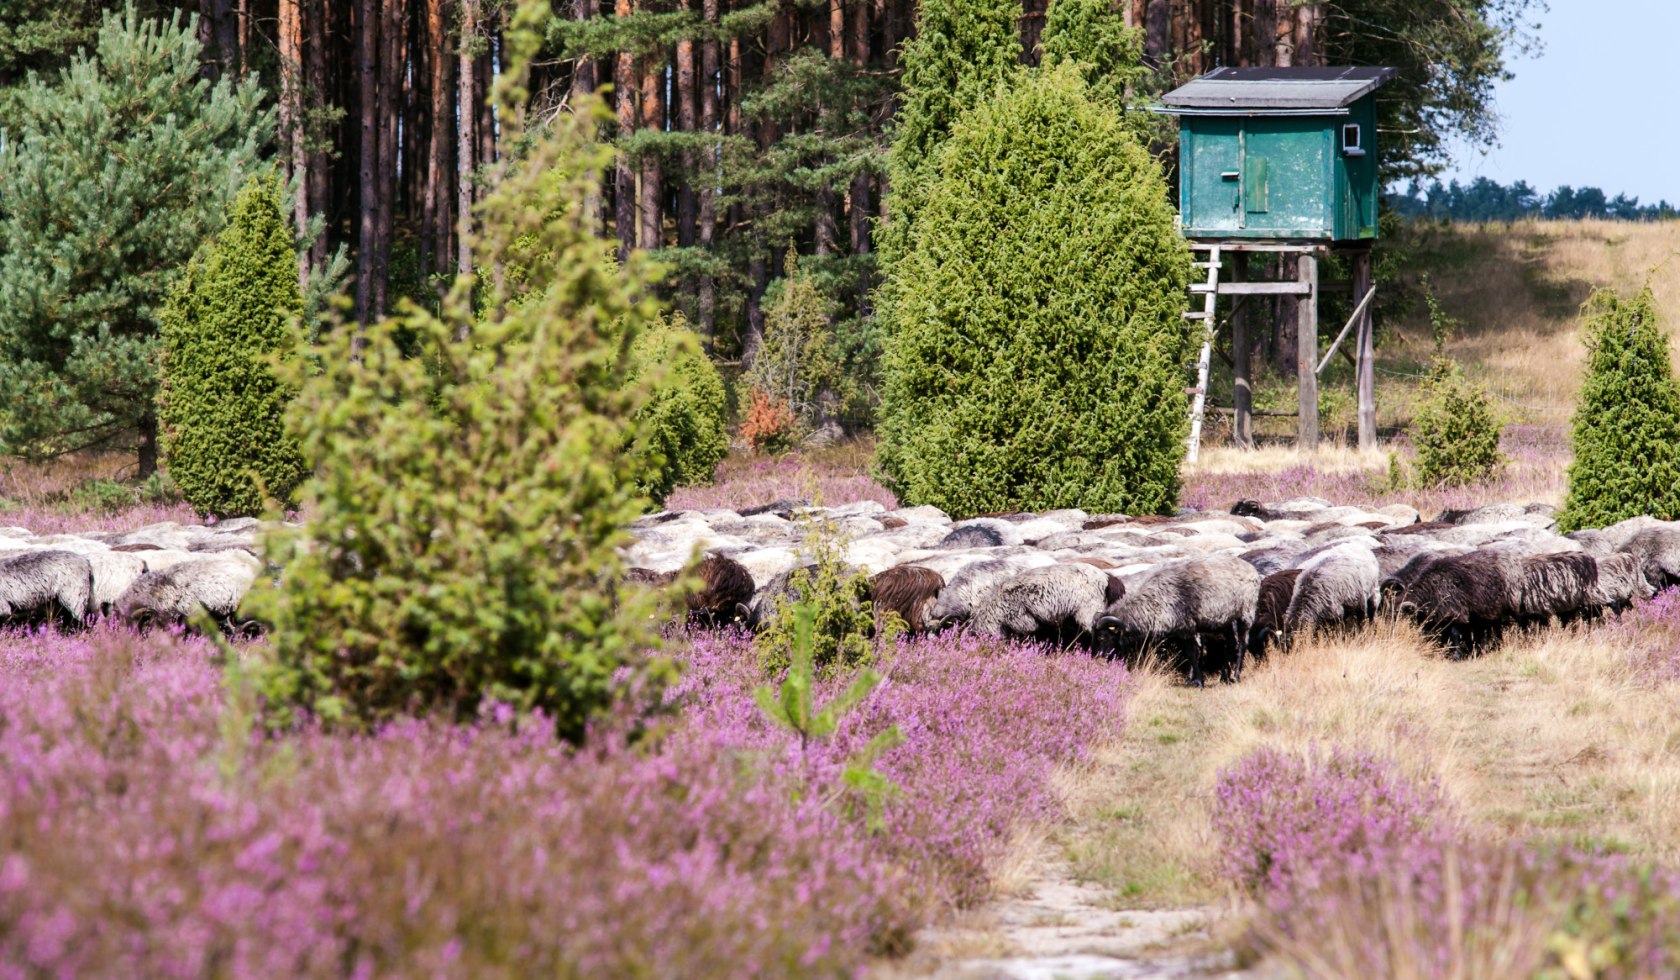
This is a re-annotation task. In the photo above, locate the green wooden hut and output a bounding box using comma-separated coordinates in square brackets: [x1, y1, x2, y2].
[1160, 67, 1396, 242]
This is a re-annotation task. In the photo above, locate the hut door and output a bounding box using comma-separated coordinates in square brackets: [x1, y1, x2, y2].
[1243, 156, 1269, 215]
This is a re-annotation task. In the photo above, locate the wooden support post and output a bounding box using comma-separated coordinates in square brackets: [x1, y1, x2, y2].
[1296, 253, 1318, 451]
[1232, 252, 1253, 449]
[1353, 248, 1376, 451]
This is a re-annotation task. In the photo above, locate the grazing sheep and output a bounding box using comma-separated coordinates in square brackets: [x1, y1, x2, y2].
[1586, 553, 1652, 618]
[1625, 526, 1680, 592]
[686, 555, 756, 628]
[869, 564, 945, 633]
[116, 552, 263, 633]
[86, 551, 148, 619]
[1514, 552, 1598, 628]
[624, 567, 679, 586]
[1284, 547, 1381, 637]
[928, 556, 1054, 628]
[0, 550, 93, 625]
[1093, 554, 1260, 686]
[1249, 568, 1302, 660]
[969, 563, 1123, 648]
[1395, 551, 1514, 659]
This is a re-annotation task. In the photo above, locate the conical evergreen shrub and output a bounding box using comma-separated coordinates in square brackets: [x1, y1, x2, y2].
[158, 171, 306, 517]
[875, 67, 1192, 515]
[1560, 286, 1680, 531]
[627, 312, 730, 505]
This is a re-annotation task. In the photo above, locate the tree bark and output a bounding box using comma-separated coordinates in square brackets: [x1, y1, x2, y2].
[614, 0, 637, 262]
[306, 0, 332, 270]
[1294, 1, 1321, 67]
[457, 0, 478, 279]
[639, 53, 665, 250]
[374, 0, 405, 319]
[355, 0, 379, 323]
[848, 0, 872, 310]
[675, 33, 698, 248]
[1144, 0, 1170, 61]
[697, 0, 721, 343]
[138, 408, 159, 480]
[814, 0, 844, 256]
[425, 0, 453, 280]
[1272, 0, 1294, 67]
[279, 0, 309, 289]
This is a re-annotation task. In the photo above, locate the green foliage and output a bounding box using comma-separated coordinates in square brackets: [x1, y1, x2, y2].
[249, 19, 668, 740]
[755, 515, 876, 676]
[158, 171, 307, 517]
[0, 4, 270, 465]
[876, 67, 1192, 515]
[1039, 0, 1166, 145]
[754, 603, 904, 831]
[745, 253, 849, 431]
[1560, 287, 1680, 531]
[1410, 358, 1506, 488]
[877, 0, 1022, 277]
[626, 312, 729, 505]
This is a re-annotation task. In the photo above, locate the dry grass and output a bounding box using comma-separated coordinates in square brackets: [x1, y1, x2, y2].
[1051, 620, 1680, 912]
[0, 451, 140, 506]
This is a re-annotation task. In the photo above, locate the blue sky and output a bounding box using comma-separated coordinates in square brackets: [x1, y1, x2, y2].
[1435, 0, 1679, 205]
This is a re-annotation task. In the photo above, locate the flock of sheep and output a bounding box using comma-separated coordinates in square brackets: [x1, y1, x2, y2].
[631, 497, 1680, 684]
[5, 495, 1679, 685]
[0, 519, 266, 631]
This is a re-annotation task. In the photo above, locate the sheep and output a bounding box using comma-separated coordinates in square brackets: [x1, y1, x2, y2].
[686, 555, 756, 628]
[1395, 550, 1515, 659]
[116, 552, 263, 633]
[1284, 546, 1381, 638]
[86, 551, 148, 619]
[1513, 552, 1598, 629]
[1586, 553, 1652, 619]
[0, 550, 93, 626]
[1093, 554, 1260, 686]
[927, 556, 1054, 628]
[869, 564, 945, 634]
[1249, 568, 1302, 661]
[1624, 526, 1680, 592]
[969, 563, 1123, 648]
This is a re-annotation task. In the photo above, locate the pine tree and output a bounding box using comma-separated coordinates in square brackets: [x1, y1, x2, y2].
[158, 171, 307, 518]
[745, 253, 847, 431]
[249, 8, 671, 739]
[876, 67, 1192, 515]
[0, 4, 269, 476]
[876, 0, 1022, 273]
[1560, 287, 1680, 531]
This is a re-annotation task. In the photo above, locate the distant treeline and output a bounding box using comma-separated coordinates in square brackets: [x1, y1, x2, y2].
[1386, 178, 1677, 223]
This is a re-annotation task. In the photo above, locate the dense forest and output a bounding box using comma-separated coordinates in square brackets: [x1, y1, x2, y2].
[1388, 177, 1679, 224]
[0, 1, 1539, 353]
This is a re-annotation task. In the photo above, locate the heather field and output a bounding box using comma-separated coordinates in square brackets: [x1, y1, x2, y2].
[6, 220, 1680, 978]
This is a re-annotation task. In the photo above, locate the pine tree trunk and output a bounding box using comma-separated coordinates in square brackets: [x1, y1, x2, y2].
[1144, 0, 1169, 59]
[675, 32, 697, 249]
[1294, 1, 1320, 67]
[374, 0, 405, 319]
[614, 0, 637, 262]
[279, 0, 309, 289]
[697, 0, 721, 344]
[356, 0, 379, 323]
[476, 37, 495, 169]
[138, 408, 159, 480]
[639, 54, 664, 250]
[1272, 0, 1293, 66]
[457, 0, 477, 279]
[814, 0, 844, 257]
[306, 0, 332, 270]
[426, 0, 453, 280]
[849, 0, 871, 310]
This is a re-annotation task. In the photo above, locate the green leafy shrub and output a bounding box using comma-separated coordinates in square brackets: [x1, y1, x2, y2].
[1560, 286, 1680, 531]
[626, 312, 729, 505]
[755, 515, 876, 677]
[746, 254, 850, 432]
[248, 83, 668, 740]
[1410, 360, 1505, 488]
[875, 66, 1192, 515]
[158, 171, 307, 517]
[1408, 280, 1504, 488]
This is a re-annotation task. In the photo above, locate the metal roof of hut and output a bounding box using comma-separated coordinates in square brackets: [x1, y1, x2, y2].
[1159, 66, 1397, 115]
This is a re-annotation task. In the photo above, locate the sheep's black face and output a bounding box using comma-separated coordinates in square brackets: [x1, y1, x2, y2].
[1093, 617, 1125, 659]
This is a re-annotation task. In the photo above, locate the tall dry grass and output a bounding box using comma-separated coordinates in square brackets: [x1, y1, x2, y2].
[1054, 617, 1680, 911]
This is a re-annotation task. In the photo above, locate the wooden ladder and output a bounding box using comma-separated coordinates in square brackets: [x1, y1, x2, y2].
[1184, 244, 1221, 464]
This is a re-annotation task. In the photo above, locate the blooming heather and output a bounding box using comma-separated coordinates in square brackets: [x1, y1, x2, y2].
[1211, 746, 1680, 978]
[0, 624, 1129, 976]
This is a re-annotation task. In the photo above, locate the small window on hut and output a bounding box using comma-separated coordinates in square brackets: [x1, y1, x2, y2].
[1341, 123, 1365, 157]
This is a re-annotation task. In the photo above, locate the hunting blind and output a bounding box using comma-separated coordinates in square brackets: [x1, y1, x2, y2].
[1154, 66, 1398, 459]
